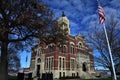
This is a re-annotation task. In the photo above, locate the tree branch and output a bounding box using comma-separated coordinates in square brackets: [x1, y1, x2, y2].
[9, 34, 38, 42]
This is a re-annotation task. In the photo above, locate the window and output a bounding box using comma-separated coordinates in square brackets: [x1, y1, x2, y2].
[63, 58, 64, 70]
[59, 45, 67, 53]
[63, 46, 66, 53]
[49, 58, 50, 70]
[63, 72, 65, 77]
[45, 58, 46, 69]
[45, 57, 54, 70]
[46, 58, 48, 69]
[59, 45, 62, 52]
[77, 64, 79, 69]
[51, 57, 54, 70]
[70, 44, 74, 54]
[71, 59, 75, 70]
[37, 48, 42, 56]
[37, 58, 41, 63]
[77, 72, 79, 76]
[72, 73, 75, 77]
[59, 57, 61, 70]
[38, 53, 40, 56]
[48, 45, 51, 52]
[59, 72, 61, 78]
[48, 45, 55, 52]
[78, 43, 82, 48]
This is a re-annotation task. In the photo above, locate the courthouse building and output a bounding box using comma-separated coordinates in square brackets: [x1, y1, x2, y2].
[30, 13, 95, 79]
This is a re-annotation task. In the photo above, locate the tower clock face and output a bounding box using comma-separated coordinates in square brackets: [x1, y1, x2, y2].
[60, 23, 67, 29]
[64, 24, 67, 28]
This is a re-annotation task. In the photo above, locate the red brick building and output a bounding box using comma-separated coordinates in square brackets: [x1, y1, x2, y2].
[30, 13, 95, 79]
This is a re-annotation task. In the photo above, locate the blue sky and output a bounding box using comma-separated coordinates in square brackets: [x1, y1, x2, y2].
[43, 0, 120, 35]
[20, 0, 120, 68]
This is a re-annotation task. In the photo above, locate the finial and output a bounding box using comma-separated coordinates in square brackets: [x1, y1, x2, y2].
[62, 11, 65, 17]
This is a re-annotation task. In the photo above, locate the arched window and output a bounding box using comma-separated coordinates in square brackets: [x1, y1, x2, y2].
[82, 62, 87, 72]
[78, 43, 82, 48]
[59, 45, 67, 53]
[48, 45, 55, 52]
[63, 45, 67, 53]
[59, 44, 62, 52]
[70, 44, 74, 54]
[37, 58, 41, 63]
[37, 48, 42, 56]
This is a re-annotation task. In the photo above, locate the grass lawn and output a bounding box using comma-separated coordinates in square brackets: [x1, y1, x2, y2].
[58, 78, 120, 80]
[8, 76, 120, 80]
[82, 78, 120, 80]
[8, 76, 17, 80]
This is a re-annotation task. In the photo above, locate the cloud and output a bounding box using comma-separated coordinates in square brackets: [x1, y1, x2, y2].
[44, 0, 120, 35]
[104, 7, 118, 18]
[110, 0, 120, 9]
[81, 14, 97, 25]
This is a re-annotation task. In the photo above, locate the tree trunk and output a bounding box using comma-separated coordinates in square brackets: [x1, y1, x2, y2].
[0, 41, 8, 80]
[110, 67, 114, 80]
[0, 33, 8, 80]
[111, 72, 114, 80]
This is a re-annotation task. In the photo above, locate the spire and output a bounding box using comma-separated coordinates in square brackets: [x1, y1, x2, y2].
[62, 11, 65, 17]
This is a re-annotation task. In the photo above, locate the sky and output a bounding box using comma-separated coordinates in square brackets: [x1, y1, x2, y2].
[20, 0, 120, 68]
[43, 0, 120, 35]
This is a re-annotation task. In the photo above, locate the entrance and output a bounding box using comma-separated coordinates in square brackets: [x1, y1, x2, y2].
[37, 65, 40, 77]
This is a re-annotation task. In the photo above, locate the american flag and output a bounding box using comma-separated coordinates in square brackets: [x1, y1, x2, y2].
[98, 6, 106, 24]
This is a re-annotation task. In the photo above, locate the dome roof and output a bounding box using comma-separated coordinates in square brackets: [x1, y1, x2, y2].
[58, 12, 69, 24]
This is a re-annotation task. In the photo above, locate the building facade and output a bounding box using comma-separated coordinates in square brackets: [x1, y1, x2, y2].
[30, 13, 95, 79]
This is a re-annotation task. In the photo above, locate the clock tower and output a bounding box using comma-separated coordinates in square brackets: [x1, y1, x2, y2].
[58, 12, 70, 35]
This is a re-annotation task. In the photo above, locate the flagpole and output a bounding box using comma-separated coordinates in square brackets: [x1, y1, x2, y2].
[26, 53, 28, 68]
[103, 23, 117, 80]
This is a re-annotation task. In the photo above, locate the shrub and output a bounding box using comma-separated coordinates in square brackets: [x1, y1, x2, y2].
[59, 76, 81, 79]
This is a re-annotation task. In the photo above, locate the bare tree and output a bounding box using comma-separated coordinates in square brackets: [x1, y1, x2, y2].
[8, 44, 20, 71]
[87, 15, 120, 78]
[0, 0, 67, 80]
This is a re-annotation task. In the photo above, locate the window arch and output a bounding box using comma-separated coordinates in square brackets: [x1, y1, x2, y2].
[37, 58, 41, 63]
